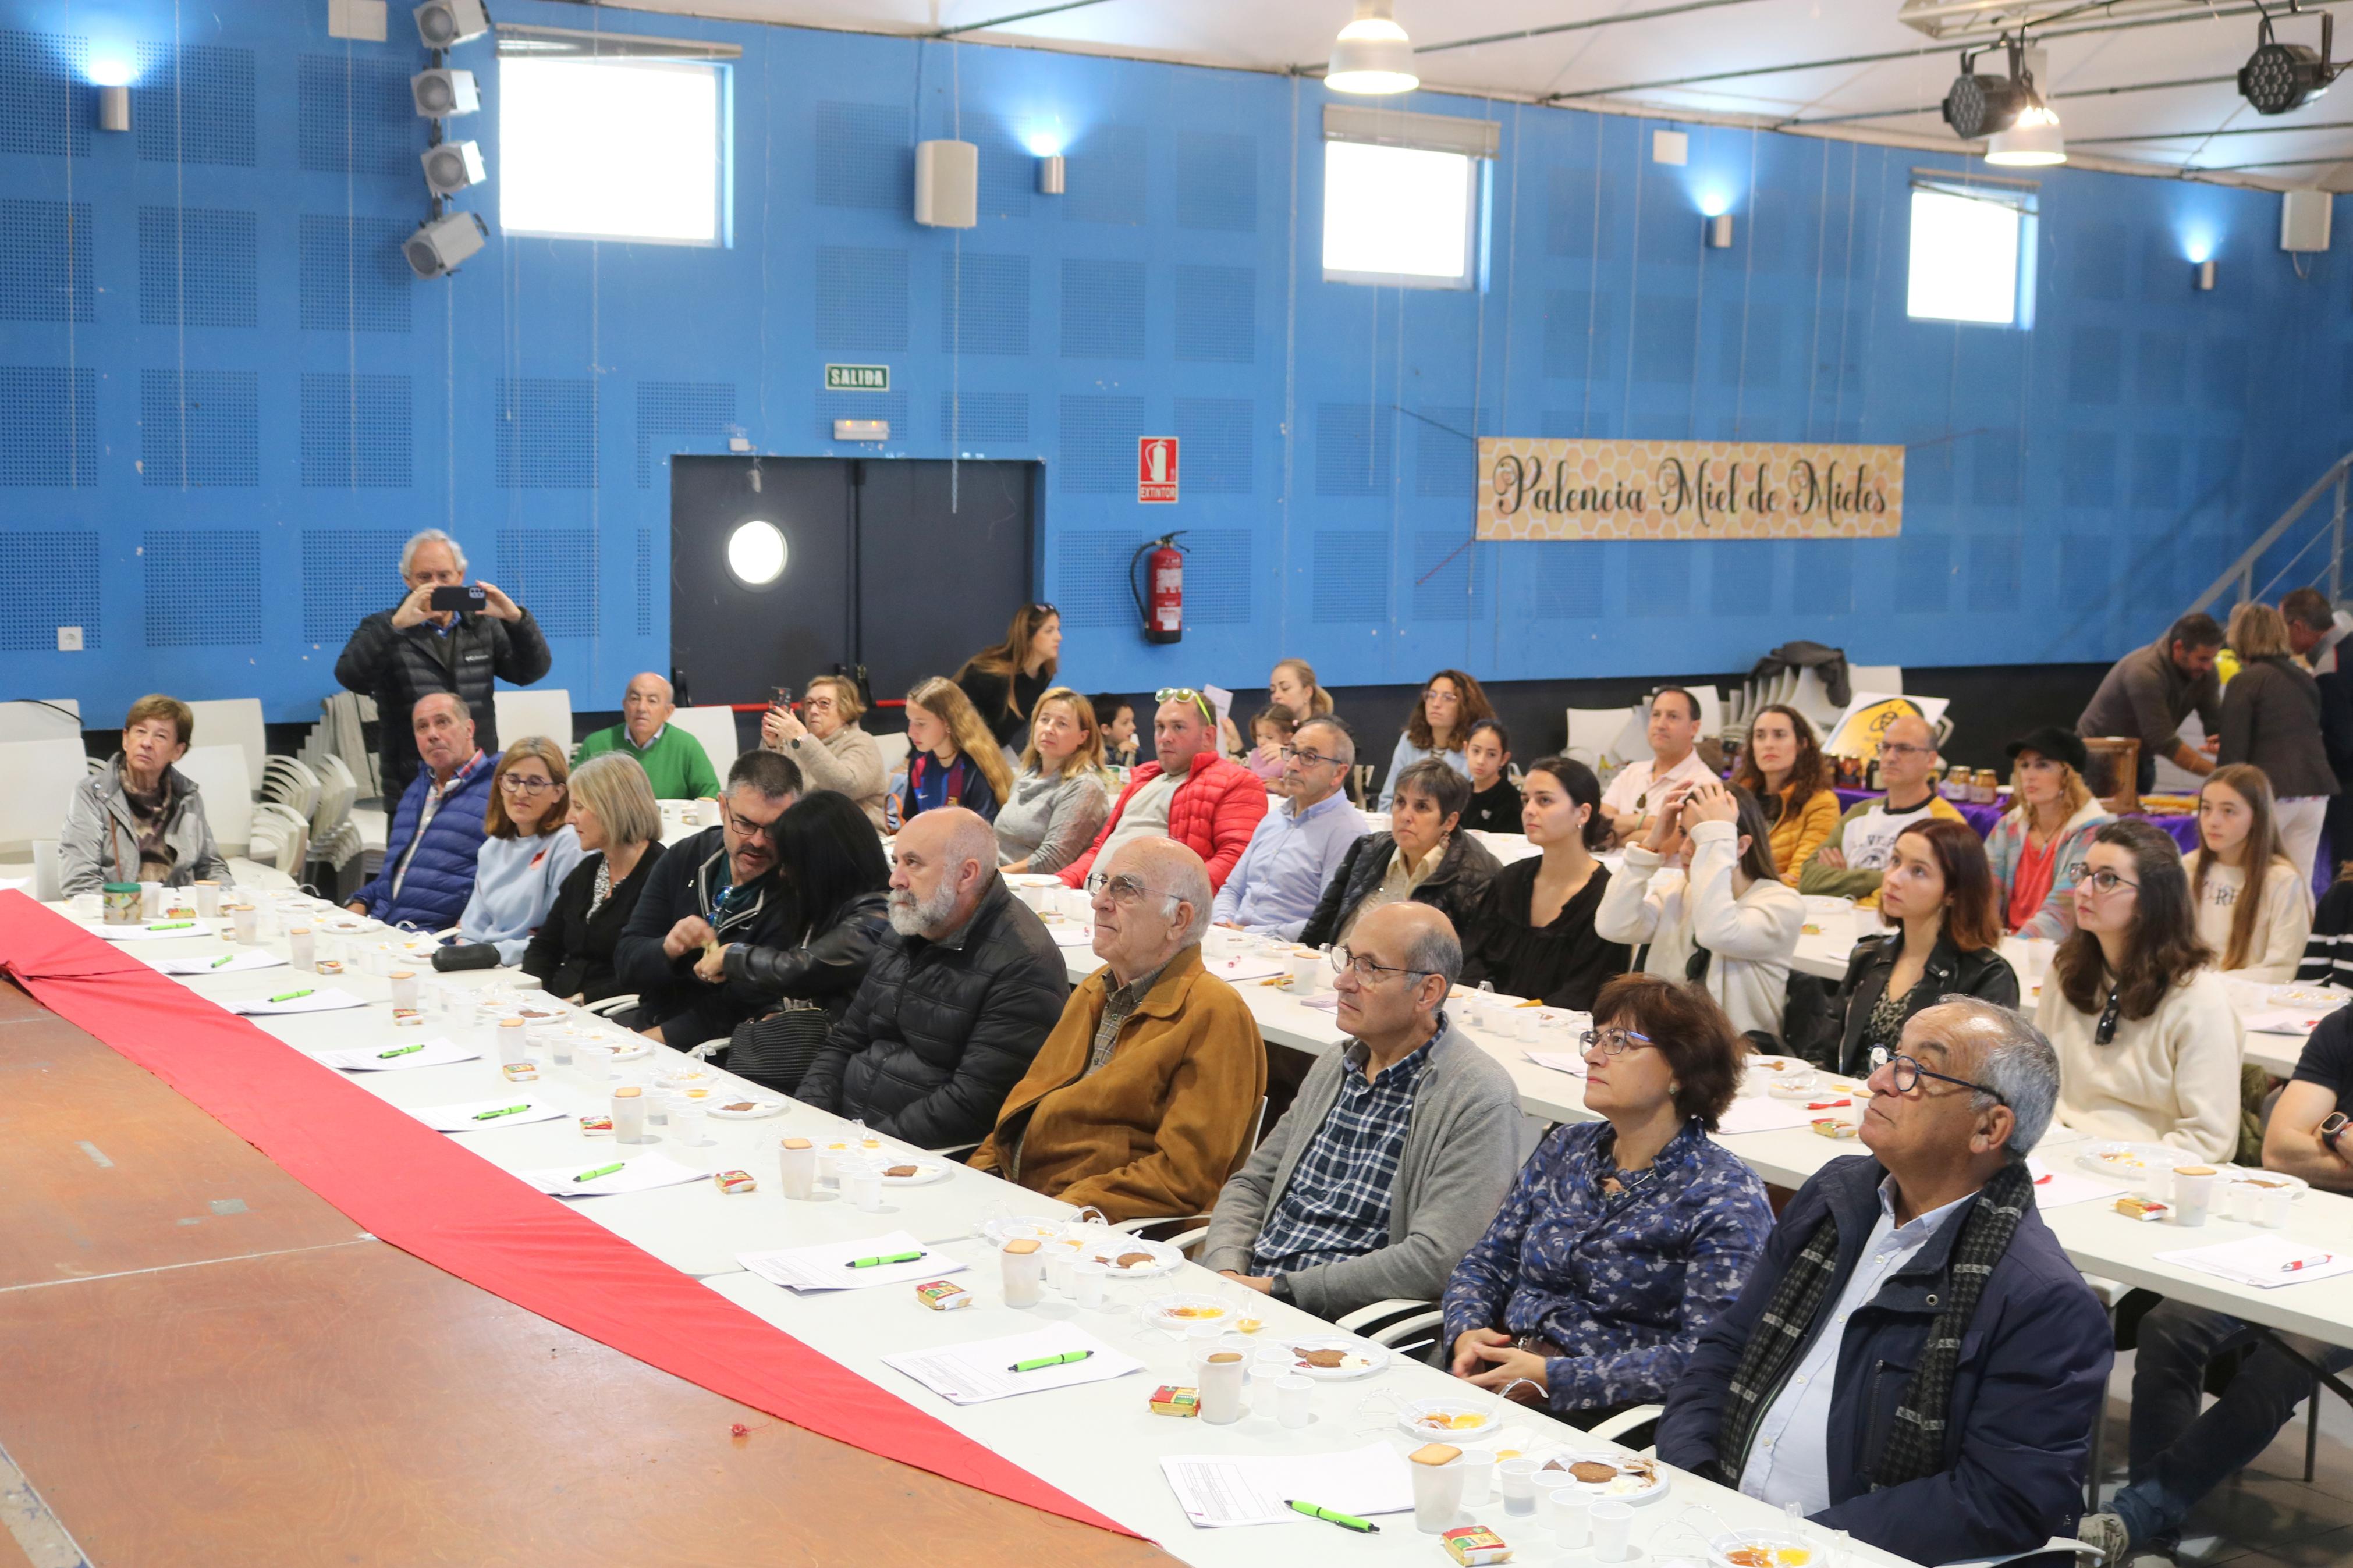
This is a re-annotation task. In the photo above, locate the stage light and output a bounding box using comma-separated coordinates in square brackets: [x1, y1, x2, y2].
[1942, 41, 2034, 140]
[1985, 102, 2065, 166]
[412, 68, 478, 118]
[1328, 0, 1418, 95]
[2241, 12, 2337, 115]
[403, 209, 487, 279]
[422, 139, 485, 195]
[414, 0, 488, 48]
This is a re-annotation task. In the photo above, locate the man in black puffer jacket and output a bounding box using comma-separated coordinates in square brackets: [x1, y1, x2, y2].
[334, 529, 552, 797]
[798, 807, 1067, 1151]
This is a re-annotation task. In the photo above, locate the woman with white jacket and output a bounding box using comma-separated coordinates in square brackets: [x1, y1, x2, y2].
[1596, 779, 1805, 1043]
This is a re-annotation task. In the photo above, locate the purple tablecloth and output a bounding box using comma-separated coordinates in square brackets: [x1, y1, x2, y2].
[1829, 789, 2198, 855]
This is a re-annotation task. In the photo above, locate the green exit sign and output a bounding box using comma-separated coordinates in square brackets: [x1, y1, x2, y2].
[824, 364, 890, 392]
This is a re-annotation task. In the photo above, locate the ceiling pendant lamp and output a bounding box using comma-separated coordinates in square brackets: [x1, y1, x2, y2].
[1985, 99, 2065, 166]
[1327, 0, 1419, 95]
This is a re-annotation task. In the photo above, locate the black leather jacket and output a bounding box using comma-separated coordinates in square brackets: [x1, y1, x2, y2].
[1829, 930, 2019, 1078]
[721, 891, 892, 1022]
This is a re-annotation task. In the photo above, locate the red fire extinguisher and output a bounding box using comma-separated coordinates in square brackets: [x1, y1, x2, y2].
[1130, 532, 1187, 645]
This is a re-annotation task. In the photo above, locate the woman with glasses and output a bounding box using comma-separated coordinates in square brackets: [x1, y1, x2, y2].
[1825, 819, 2018, 1078]
[1301, 758, 1501, 951]
[1597, 778, 1805, 1045]
[954, 603, 1062, 755]
[1727, 703, 1839, 880]
[995, 687, 1112, 875]
[522, 752, 666, 1002]
[2033, 819, 2242, 1161]
[698, 791, 893, 1096]
[1461, 756, 1629, 1009]
[1443, 974, 1771, 1428]
[2220, 600, 2336, 885]
[899, 677, 1013, 826]
[1984, 726, 2114, 940]
[455, 736, 584, 965]
[761, 673, 888, 830]
[2190, 763, 2312, 982]
[1378, 669, 1493, 811]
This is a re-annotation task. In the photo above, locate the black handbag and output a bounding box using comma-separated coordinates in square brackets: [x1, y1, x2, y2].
[431, 941, 503, 973]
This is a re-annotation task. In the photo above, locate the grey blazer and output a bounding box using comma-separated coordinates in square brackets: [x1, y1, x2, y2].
[59, 756, 233, 895]
[1200, 1019, 1523, 1319]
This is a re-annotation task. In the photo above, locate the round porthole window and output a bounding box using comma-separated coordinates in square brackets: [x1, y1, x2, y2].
[727, 520, 788, 588]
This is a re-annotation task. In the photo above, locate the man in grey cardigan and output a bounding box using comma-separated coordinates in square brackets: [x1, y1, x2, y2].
[1202, 902, 1523, 1321]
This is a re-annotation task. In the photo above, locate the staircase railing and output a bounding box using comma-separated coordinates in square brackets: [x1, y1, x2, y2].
[2189, 451, 2353, 614]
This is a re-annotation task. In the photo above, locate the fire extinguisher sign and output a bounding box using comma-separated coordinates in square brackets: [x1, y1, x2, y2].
[1138, 437, 1179, 504]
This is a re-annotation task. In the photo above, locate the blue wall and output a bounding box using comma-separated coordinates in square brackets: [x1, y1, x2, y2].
[3, 0, 2347, 724]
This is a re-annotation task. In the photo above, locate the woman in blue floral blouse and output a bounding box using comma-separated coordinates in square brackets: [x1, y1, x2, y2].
[1445, 973, 1773, 1425]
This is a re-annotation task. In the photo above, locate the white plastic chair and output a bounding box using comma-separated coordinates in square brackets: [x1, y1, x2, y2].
[1849, 664, 1904, 696]
[871, 728, 911, 780]
[0, 699, 81, 744]
[262, 754, 321, 823]
[175, 745, 256, 857]
[185, 698, 267, 788]
[1335, 1297, 1446, 1351]
[1564, 705, 1631, 769]
[672, 706, 744, 778]
[310, 753, 357, 840]
[0, 738, 93, 855]
[493, 688, 573, 752]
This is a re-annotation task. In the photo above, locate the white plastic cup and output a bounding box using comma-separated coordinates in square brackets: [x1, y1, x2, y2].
[1194, 1349, 1246, 1424]
[611, 1085, 646, 1142]
[1455, 1449, 1495, 1506]
[1499, 1457, 1539, 1516]
[1001, 1244, 1043, 1307]
[2172, 1164, 2219, 1226]
[496, 1019, 528, 1066]
[779, 1139, 818, 1200]
[193, 880, 222, 919]
[1044, 1250, 1076, 1297]
[2223, 1182, 2259, 1224]
[2259, 1185, 2296, 1228]
[230, 904, 259, 944]
[141, 881, 165, 918]
[288, 926, 314, 970]
[846, 1164, 884, 1212]
[1288, 952, 1321, 992]
[1276, 1373, 1312, 1429]
[1514, 1009, 1542, 1044]
[389, 969, 419, 1011]
[1591, 1499, 1634, 1562]
[673, 1101, 709, 1149]
[1070, 1259, 1108, 1309]
[1548, 1491, 1591, 1549]
[645, 1086, 672, 1126]
[1410, 1452, 1467, 1534]
[448, 989, 477, 1031]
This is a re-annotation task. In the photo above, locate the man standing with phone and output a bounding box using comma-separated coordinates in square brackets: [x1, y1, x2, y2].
[336, 528, 551, 798]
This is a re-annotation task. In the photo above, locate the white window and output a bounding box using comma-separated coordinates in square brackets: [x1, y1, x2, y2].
[499, 58, 726, 246]
[1906, 185, 2033, 326]
[1322, 140, 1479, 289]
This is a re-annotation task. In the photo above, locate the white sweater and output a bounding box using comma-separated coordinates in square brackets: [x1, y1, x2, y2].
[1595, 819, 1806, 1040]
[2034, 968, 2244, 1162]
[2191, 856, 2312, 984]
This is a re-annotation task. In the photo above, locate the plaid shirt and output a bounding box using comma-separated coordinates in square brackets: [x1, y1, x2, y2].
[1250, 1031, 1437, 1277]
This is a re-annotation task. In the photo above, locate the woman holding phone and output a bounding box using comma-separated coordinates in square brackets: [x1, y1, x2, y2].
[761, 674, 888, 829]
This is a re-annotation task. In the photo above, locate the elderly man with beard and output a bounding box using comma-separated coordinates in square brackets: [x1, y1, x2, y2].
[797, 807, 1069, 1151]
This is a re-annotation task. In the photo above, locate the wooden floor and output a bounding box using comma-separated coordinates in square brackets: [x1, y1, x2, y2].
[0, 980, 1171, 1568]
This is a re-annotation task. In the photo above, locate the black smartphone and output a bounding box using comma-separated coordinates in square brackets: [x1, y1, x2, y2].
[430, 585, 487, 613]
[770, 685, 793, 710]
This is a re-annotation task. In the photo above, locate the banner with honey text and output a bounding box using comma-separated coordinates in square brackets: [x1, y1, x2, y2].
[1477, 438, 1904, 541]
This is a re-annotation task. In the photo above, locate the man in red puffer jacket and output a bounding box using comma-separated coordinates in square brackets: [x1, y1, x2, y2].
[1062, 689, 1268, 893]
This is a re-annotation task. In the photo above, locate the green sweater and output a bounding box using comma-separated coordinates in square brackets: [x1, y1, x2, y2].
[573, 723, 720, 800]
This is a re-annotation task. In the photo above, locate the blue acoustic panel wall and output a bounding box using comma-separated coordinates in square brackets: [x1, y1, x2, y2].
[1315, 403, 1394, 497]
[816, 246, 909, 351]
[0, 367, 98, 485]
[1060, 258, 1146, 359]
[144, 529, 261, 646]
[302, 528, 409, 646]
[296, 54, 414, 176]
[0, 532, 100, 650]
[636, 381, 737, 488]
[301, 373, 412, 489]
[1060, 394, 1142, 493]
[941, 390, 1028, 445]
[1, 198, 93, 321]
[134, 42, 254, 166]
[815, 101, 910, 209]
[498, 529, 598, 638]
[1063, 124, 1148, 226]
[299, 214, 412, 333]
[636, 528, 654, 637]
[1173, 397, 1251, 494]
[943, 252, 1030, 354]
[139, 370, 258, 488]
[1175, 133, 1256, 232]
[496, 379, 597, 489]
[1183, 529, 1252, 626]
[1056, 531, 1147, 628]
[1314, 532, 1388, 624]
[1532, 547, 1605, 620]
[1173, 265, 1253, 364]
[137, 205, 257, 328]
[1, 29, 91, 157]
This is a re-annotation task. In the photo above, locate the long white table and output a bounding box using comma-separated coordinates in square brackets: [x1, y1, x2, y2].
[65, 897, 1913, 1568]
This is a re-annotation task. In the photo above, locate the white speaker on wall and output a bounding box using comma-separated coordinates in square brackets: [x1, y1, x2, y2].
[422, 139, 485, 195]
[915, 140, 978, 229]
[2281, 189, 2333, 253]
[404, 209, 487, 279]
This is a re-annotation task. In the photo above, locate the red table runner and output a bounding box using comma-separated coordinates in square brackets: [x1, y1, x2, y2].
[0, 893, 1126, 1536]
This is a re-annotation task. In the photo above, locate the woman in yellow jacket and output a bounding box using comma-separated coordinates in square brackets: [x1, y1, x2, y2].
[1729, 703, 1841, 880]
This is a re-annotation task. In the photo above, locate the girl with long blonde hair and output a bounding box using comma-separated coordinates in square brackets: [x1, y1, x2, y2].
[899, 677, 1014, 824]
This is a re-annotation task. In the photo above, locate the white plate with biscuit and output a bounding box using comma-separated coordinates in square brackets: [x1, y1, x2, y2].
[707, 1097, 786, 1119]
[1262, 1333, 1389, 1382]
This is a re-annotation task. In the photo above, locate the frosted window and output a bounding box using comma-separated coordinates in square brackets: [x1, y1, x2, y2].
[1322, 140, 1476, 289]
[1907, 188, 2023, 326]
[500, 59, 723, 246]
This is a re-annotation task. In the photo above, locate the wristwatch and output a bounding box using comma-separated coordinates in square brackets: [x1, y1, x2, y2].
[2321, 1111, 2348, 1154]
[1269, 1275, 1296, 1306]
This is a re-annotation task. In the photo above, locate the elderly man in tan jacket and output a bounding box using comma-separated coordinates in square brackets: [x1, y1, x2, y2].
[970, 837, 1266, 1222]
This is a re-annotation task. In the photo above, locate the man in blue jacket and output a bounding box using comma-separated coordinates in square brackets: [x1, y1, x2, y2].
[1657, 998, 2110, 1567]
[347, 692, 495, 933]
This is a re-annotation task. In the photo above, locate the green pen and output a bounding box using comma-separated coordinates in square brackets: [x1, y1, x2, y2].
[471, 1104, 531, 1121]
[147, 920, 194, 931]
[844, 1250, 925, 1269]
[267, 989, 314, 1004]
[376, 1042, 425, 1059]
[1286, 1500, 1379, 1534]
[573, 1162, 626, 1183]
[210, 954, 234, 969]
[1006, 1349, 1094, 1373]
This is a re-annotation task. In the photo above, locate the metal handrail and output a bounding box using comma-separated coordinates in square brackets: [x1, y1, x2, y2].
[2189, 452, 2353, 616]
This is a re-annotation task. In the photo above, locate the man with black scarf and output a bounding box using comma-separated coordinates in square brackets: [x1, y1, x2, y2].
[1658, 998, 2110, 1566]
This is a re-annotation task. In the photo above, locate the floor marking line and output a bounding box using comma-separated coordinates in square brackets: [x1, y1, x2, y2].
[0, 1236, 375, 1297]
